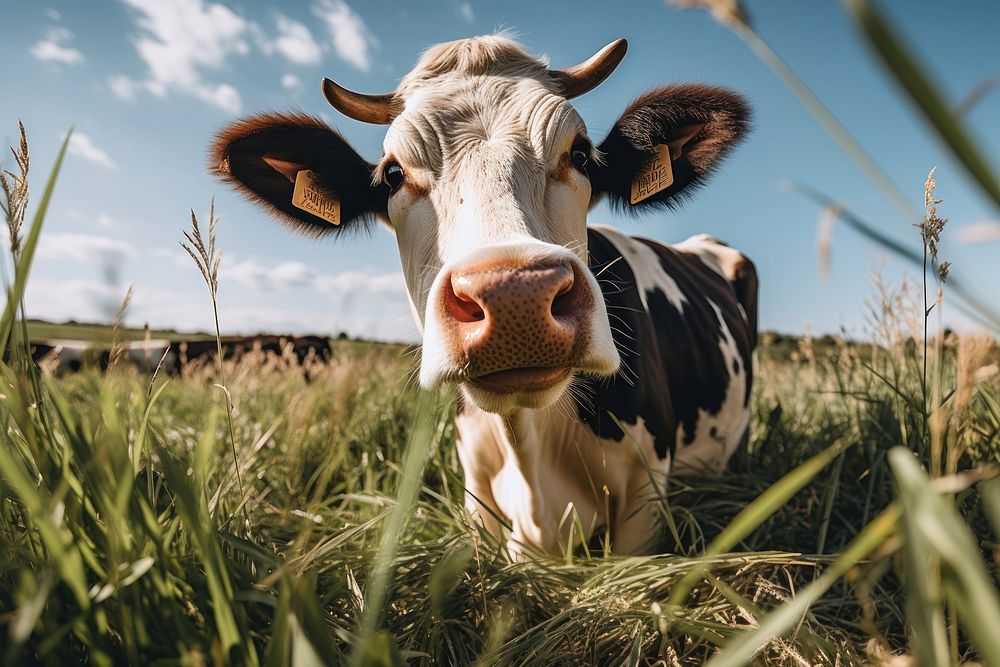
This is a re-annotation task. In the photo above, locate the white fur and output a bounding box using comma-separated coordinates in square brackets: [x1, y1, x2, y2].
[381, 41, 619, 395]
[456, 400, 669, 557]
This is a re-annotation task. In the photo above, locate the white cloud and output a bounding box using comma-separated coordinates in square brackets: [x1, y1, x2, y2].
[225, 258, 317, 290]
[313, 0, 377, 72]
[106, 74, 140, 101]
[195, 83, 241, 112]
[152, 246, 191, 268]
[112, 0, 249, 112]
[219, 256, 408, 324]
[956, 221, 1000, 244]
[25, 278, 128, 325]
[96, 213, 116, 229]
[68, 132, 117, 170]
[281, 73, 302, 90]
[459, 2, 474, 22]
[313, 271, 404, 300]
[45, 8, 62, 21]
[30, 27, 84, 65]
[24, 259, 415, 341]
[221, 258, 405, 302]
[37, 233, 136, 264]
[269, 14, 323, 65]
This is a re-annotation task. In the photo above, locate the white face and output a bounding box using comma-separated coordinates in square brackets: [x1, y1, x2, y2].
[376, 75, 619, 413]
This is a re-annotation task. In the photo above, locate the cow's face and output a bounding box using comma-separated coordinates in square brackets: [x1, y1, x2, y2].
[212, 36, 750, 414]
[378, 39, 622, 411]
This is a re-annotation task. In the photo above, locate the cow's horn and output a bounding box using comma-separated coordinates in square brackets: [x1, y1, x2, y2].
[552, 39, 628, 99]
[322, 78, 402, 125]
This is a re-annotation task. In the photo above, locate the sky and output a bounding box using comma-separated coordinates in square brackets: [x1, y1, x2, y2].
[1, 0, 998, 342]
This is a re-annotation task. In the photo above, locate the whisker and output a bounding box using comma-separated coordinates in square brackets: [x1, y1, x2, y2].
[592, 255, 625, 278]
[608, 326, 639, 344]
[606, 312, 636, 332]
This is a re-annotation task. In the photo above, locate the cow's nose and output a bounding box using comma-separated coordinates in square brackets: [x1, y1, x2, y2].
[442, 262, 587, 376]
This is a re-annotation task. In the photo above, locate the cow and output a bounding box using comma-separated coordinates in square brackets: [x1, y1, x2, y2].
[177, 335, 332, 367]
[210, 35, 757, 557]
[31, 338, 176, 374]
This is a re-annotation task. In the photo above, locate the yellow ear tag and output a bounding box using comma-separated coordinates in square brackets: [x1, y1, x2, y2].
[291, 170, 341, 225]
[630, 144, 674, 205]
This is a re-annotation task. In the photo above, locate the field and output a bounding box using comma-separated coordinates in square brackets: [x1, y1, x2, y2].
[2, 294, 1000, 665]
[23, 319, 217, 344]
[3, 1, 1000, 665]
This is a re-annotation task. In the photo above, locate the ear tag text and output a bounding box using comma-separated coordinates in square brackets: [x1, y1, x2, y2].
[292, 170, 341, 225]
[630, 144, 674, 205]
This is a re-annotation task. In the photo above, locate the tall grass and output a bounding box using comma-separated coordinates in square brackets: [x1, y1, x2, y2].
[1, 3, 1000, 664]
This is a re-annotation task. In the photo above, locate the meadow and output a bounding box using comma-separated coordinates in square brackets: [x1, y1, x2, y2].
[3, 1, 1000, 665]
[2, 283, 999, 665]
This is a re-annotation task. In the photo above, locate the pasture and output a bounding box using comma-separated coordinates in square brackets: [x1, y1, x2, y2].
[2, 297, 999, 664]
[3, 1, 1000, 665]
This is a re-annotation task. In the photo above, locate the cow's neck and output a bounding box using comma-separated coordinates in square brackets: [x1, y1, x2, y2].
[482, 403, 574, 493]
[456, 396, 634, 555]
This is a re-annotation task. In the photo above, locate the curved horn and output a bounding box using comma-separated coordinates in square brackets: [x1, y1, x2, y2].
[321, 78, 402, 125]
[552, 39, 628, 99]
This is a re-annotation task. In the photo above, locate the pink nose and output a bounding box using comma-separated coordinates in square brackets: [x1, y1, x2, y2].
[442, 262, 589, 377]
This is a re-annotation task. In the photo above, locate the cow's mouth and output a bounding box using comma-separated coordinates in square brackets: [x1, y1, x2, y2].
[468, 366, 572, 394]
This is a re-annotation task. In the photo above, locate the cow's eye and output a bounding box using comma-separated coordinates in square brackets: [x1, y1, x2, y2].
[569, 145, 590, 171]
[384, 162, 405, 191]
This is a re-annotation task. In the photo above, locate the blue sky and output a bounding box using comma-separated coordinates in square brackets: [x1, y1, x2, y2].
[1, 0, 998, 341]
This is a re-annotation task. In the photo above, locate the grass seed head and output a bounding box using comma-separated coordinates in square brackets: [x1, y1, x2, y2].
[181, 198, 221, 297]
[917, 167, 949, 281]
[1, 120, 29, 257]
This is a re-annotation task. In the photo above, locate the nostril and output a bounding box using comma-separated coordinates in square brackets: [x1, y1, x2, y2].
[447, 275, 486, 324]
[449, 292, 485, 323]
[550, 269, 577, 318]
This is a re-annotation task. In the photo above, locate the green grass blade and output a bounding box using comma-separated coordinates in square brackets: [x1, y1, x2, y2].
[132, 378, 171, 474]
[429, 542, 474, 618]
[983, 477, 1000, 538]
[154, 406, 259, 666]
[0, 438, 90, 610]
[729, 22, 918, 221]
[847, 0, 1000, 212]
[0, 128, 71, 360]
[349, 390, 442, 667]
[890, 449, 1000, 662]
[706, 504, 901, 667]
[264, 576, 293, 667]
[890, 450, 950, 665]
[668, 438, 849, 608]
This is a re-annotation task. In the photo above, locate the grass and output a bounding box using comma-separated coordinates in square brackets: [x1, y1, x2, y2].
[23, 320, 217, 344]
[3, 2, 1000, 664]
[2, 285, 998, 665]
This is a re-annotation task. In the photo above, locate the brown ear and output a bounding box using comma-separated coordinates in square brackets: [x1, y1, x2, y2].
[589, 84, 751, 213]
[209, 112, 387, 236]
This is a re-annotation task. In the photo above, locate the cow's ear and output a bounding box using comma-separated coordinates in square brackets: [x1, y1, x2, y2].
[589, 84, 751, 212]
[210, 112, 387, 236]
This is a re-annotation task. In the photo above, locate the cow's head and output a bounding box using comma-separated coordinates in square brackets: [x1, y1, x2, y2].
[211, 36, 749, 414]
